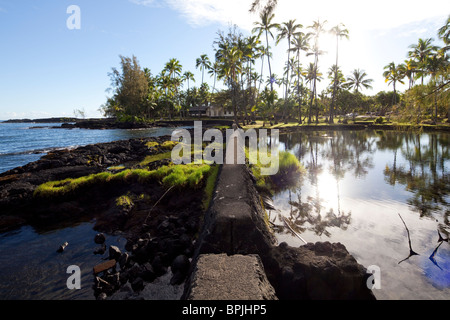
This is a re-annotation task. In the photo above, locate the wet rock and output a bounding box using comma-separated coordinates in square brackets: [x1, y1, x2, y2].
[94, 233, 106, 244]
[131, 277, 144, 292]
[140, 263, 156, 282]
[118, 252, 130, 269]
[93, 244, 106, 255]
[263, 242, 376, 300]
[56, 242, 68, 253]
[109, 245, 122, 260]
[171, 255, 190, 275]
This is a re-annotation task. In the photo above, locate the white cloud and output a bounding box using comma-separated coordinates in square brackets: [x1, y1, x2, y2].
[129, 0, 164, 8]
[157, 0, 450, 33]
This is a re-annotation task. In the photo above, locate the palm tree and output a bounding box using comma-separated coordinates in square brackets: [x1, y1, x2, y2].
[290, 32, 310, 123]
[215, 31, 244, 123]
[164, 58, 182, 80]
[307, 43, 326, 123]
[425, 53, 448, 122]
[303, 60, 323, 123]
[408, 38, 438, 84]
[329, 23, 349, 123]
[183, 71, 195, 91]
[345, 69, 373, 93]
[328, 64, 345, 120]
[399, 59, 419, 89]
[307, 19, 327, 123]
[383, 62, 404, 106]
[196, 54, 211, 85]
[277, 19, 302, 122]
[207, 61, 220, 102]
[252, 10, 280, 92]
[438, 15, 450, 51]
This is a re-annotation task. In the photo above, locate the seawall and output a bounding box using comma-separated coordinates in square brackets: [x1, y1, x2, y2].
[182, 162, 376, 300]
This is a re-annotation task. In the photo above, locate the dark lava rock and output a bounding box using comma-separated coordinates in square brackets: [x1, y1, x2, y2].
[94, 233, 106, 244]
[131, 277, 144, 292]
[263, 241, 376, 300]
[109, 245, 122, 260]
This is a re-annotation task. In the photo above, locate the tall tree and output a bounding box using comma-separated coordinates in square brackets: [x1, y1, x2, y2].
[408, 38, 438, 84]
[214, 27, 244, 123]
[252, 11, 280, 92]
[277, 19, 302, 122]
[307, 19, 327, 123]
[107, 55, 148, 118]
[196, 54, 211, 85]
[383, 62, 404, 106]
[425, 53, 448, 122]
[438, 15, 450, 52]
[290, 32, 310, 123]
[329, 23, 349, 123]
[183, 71, 195, 91]
[345, 69, 373, 93]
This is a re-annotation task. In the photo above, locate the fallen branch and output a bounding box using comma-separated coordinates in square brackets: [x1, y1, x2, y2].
[279, 214, 307, 244]
[398, 213, 419, 264]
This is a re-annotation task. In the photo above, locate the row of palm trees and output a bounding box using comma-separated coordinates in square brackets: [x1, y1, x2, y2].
[187, 9, 376, 125]
[383, 16, 449, 122]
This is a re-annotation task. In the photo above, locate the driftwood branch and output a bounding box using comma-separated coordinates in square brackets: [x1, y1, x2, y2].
[279, 214, 307, 244]
[398, 213, 419, 264]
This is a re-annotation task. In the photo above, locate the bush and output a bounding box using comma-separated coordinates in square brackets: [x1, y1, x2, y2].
[374, 116, 384, 124]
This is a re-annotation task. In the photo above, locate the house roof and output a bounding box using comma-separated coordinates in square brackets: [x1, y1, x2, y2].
[189, 105, 208, 112]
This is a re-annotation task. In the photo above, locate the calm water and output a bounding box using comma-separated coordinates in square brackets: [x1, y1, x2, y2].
[270, 130, 450, 300]
[0, 122, 180, 174]
[0, 122, 183, 300]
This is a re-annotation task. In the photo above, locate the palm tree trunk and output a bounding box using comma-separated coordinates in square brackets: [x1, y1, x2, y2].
[265, 30, 273, 92]
[283, 38, 291, 123]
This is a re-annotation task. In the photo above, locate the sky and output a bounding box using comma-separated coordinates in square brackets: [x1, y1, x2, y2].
[0, 0, 448, 119]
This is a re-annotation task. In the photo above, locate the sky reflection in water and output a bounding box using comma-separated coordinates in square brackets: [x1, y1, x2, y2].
[270, 130, 450, 300]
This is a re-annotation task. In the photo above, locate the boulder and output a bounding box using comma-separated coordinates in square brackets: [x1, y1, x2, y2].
[94, 233, 106, 244]
[262, 241, 376, 300]
[109, 246, 122, 260]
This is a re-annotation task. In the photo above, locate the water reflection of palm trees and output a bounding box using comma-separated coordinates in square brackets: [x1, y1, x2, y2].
[380, 132, 449, 237]
[275, 130, 376, 238]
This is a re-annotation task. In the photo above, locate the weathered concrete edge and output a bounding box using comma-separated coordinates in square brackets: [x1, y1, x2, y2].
[182, 163, 377, 300]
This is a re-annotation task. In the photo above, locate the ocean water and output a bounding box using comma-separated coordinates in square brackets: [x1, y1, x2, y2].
[0, 121, 187, 299]
[0, 122, 180, 174]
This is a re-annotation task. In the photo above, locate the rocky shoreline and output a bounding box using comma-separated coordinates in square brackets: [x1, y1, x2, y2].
[0, 128, 376, 300]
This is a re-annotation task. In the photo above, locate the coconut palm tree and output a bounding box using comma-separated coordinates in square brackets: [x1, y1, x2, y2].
[399, 59, 419, 89]
[196, 54, 211, 85]
[383, 62, 404, 106]
[307, 19, 327, 123]
[290, 32, 310, 123]
[307, 42, 326, 123]
[303, 60, 323, 123]
[183, 71, 195, 91]
[252, 10, 280, 92]
[438, 15, 450, 51]
[277, 19, 302, 122]
[345, 69, 373, 93]
[408, 38, 439, 84]
[329, 23, 349, 123]
[425, 53, 448, 122]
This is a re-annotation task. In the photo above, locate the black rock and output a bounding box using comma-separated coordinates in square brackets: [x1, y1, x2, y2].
[94, 233, 106, 244]
[131, 277, 144, 292]
[171, 255, 190, 275]
[93, 244, 106, 255]
[109, 245, 122, 260]
[57, 242, 68, 253]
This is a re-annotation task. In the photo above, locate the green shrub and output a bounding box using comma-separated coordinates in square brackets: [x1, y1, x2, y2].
[374, 116, 384, 124]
